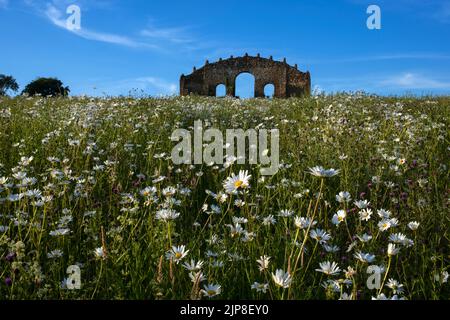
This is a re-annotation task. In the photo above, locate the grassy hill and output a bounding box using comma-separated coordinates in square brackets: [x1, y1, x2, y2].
[0, 94, 449, 299]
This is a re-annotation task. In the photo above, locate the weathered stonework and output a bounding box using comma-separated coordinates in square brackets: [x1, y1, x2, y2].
[180, 54, 311, 98]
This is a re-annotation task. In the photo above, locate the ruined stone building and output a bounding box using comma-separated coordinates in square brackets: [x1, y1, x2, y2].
[180, 54, 311, 98]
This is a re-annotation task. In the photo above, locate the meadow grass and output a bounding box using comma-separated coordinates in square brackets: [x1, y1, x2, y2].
[0, 94, 449, 299]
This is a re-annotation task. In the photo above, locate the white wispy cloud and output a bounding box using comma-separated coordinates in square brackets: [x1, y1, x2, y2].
[379, 73, 450, 89]
[23, 1, 204, 53]
[140, 25, 193, 44]
[44, 4, 159, 49]
[132, 77, 177, 94]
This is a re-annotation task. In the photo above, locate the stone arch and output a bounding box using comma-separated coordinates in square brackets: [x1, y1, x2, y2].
[216, 84, 226, 97]
[234, 72, 255, 98]
[264, 83, 275, 98]
[180, 54, 311, 98]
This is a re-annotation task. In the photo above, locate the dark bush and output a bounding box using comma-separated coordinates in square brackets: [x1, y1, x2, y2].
[22, 77, 70, 97]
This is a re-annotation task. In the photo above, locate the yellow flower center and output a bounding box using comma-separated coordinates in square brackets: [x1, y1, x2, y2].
[234, 180, 243, 188]
[175, 252, 182, 259]
[207, 290, 216, 296]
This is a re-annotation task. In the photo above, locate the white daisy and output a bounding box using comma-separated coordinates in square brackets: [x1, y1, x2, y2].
[386, 278, 405, 294]
[378, 219, 391, 232]
[94, 247, 106, 259]
[359, 208, 373, 221]
[387, 243, 400, 256]
[310, 228, 332, 244]
[155, 209, 180, 222]
[256, 255, 271, 272]
[278, 209, 294, 218]
[271, 269, 292, 288]
[223, 170, 251, 194]
[251, 282, 269, 293]
[407, 221, 420, 231]
[294, 216, 317, 229]
[308, 166, 340, 178]
[332, 210, 347, 225]
[336, 191, 351, 203]
[201, 284, 221, 297]
[354, 251, 376, 263]
[165, 245, 189, 264]
[315, 261, 341, 276]
[182, 259, 204, 271]
[354, 199, 370, 209]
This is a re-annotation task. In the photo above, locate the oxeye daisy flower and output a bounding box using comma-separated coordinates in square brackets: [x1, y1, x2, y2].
[359, 208, 373, 221]
[408, 221, 420, 231]
[182, 259, 204, 271]
[201, 284, 221, 297]
[232, 216, 248, 224]
[49, 228, 70, 236]
[336, 191, 351, 203]
[155, 209, 180, 222]
[315, 261, 341, 276]
[251, 282, 269, 293]
[162, 186, 177, 197]
[47, 249, 63, 259]
[323, 244, 340, 253]
[332, 210, 347, 225]
[140, 186, 157, 197]
[387, 243, 400, 256]
[234, 199, 245, 207]
[389, 218, 399, 228]
[262, 215, 276, 226]
[310, 228, 331, 244]
[386, 279, 404, 294]
[377, 209, 391, 219]
[354, 251, 376, 263]
[165, 245, 189, 264]
[223, 170, 251, 194]
[189, 271, 206, 283]
[271, 269, 292, 288]
[294, 216, 317, 229]
[278, 209, 294, 218]
[308, 166, 340, 178]
[256, 255, 271, 272]
[354, 199, 370, 209]
[378, 219, 391, 232]
[94, 247, 106, 259]
[357, 233, 373, 242]
[345, 266, 357, 278]
[227, 223, 244, 237]
[388, 233, 407, 244]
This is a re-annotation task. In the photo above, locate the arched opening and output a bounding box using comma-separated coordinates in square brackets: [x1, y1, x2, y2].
[235, 73, 255, 99]
[216, 84, 226, 97]
[264, 84, 275, 98]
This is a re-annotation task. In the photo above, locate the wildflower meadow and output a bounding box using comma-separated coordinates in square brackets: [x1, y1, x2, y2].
[0, 94, 449, 300]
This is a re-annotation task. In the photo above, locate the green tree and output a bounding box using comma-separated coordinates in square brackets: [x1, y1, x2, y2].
[0, 74, 19, 96]
[22, 77, 70, 97]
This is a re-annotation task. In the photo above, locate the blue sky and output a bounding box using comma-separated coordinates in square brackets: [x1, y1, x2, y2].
[1, 0, 450, 96]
